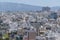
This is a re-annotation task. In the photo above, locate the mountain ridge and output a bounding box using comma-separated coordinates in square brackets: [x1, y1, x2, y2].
[0, 2, 42, 12]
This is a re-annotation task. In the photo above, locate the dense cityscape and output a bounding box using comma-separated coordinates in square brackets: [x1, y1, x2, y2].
[0, 7, 60, 40]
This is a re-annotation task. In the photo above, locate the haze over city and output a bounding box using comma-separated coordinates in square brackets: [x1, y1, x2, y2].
[0, 0, 60, 40]
[0, 0, 60, 7]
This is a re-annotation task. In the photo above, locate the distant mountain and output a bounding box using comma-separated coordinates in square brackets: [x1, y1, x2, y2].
[0, 2, 42, 12]
[0, 2, 60, 12]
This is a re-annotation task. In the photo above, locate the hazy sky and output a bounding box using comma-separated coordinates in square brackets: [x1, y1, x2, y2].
[0, 0, 60, 7]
